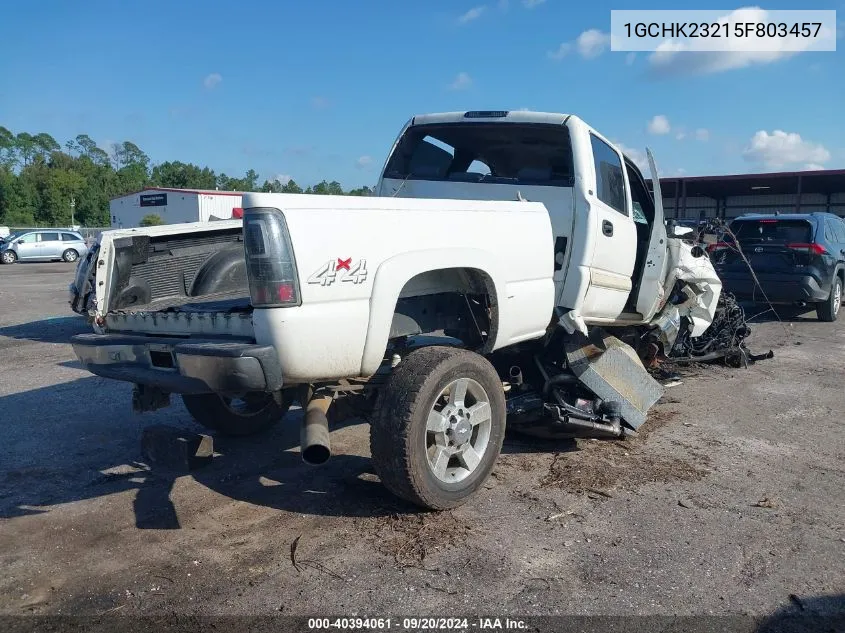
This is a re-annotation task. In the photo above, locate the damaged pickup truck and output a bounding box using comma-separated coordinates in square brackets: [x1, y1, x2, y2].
[70, 110, 724, 509]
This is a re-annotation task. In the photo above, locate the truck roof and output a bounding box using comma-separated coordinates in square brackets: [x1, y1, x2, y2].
[410, 110, 574, 127]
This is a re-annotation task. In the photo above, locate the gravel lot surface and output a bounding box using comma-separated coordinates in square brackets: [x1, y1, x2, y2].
[1, 262, 842, 625]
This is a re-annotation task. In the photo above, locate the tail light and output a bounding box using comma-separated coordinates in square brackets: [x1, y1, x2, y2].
[787, 242, 826, 255]
[243, 208, 301, 307]
[707, 242, 731, 253]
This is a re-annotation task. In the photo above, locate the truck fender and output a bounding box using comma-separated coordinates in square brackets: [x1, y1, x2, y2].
[359, 248, 506, 376]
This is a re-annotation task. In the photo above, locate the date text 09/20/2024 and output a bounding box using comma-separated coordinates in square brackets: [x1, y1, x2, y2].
[307, 617, 528, 630]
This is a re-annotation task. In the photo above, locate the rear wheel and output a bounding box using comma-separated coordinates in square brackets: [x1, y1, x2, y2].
[370, 346, 506, 510]
[817, 276, 842, 322]
[1, 250, 16, 264]
[181, 392, 290, 436]
[62, 249, 79, 263]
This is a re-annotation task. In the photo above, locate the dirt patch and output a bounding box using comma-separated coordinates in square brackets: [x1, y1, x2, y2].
[638, 407, 679, 440]
[540, 449, 708, 494]
[374, 511, 477, 568]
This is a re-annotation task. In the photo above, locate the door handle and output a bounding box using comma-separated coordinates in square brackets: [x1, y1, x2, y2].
[602, 220, 614, 237]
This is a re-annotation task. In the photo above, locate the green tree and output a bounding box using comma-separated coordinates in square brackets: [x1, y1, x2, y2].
[15, 133, 36, 167]
[151, 161, 217, 189]
[140, 213, 164, 226]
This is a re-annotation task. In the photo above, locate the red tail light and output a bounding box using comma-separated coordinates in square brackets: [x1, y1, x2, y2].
[707, 242, 731, 253]
[787, 242, 826, 255]
[232, 207, 244, 219]
[243, 208, 301, 307]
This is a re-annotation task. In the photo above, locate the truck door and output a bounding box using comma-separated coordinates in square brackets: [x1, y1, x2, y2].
[580, 133, 637, 319]
[634, 149, 668, 321]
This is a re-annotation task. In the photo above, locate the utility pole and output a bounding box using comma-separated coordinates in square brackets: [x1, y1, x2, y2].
[70, 196, 75, 228]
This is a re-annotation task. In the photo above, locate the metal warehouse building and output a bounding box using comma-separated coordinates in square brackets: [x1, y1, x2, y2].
[657, 168, 845, 221]
[109, 188, 244, 228]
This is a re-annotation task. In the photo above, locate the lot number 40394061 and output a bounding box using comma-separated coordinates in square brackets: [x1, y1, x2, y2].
[307, 258, 368, 286]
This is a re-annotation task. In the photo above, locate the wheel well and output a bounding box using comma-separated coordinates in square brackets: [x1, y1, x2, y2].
[837, 268, 844, 284]
[389, 267, 499, 351]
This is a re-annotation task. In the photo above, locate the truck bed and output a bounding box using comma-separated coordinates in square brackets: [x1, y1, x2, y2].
[95, 224, 255, 337]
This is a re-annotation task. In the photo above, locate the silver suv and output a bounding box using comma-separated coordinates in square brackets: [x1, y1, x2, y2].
[0, 230, 89, 264]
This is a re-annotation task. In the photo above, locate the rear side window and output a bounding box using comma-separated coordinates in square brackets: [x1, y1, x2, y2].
[730, 219, 812, 243]
[62, 233, 79, 242]
[589, 134, 627, 216]
[383, 123, 574, 187]
[39, 232, 59, 242]
[832, 220, 845, 244]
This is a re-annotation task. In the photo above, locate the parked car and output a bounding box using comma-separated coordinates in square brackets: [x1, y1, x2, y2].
[711, 212, 845, 321]
[0, 229, 89, 264]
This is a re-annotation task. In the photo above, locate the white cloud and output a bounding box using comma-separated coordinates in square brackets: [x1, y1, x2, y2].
[647, 115, 671, 135]
[203, 73, 222, 89]
[675, 131, 687, 141]
[614, 142, 648, 171]
[449, 72, 473, 90]
[625, 52, 636, 65]
[548, 29, 612, 60]
[457, 6, 485, 24]
[743, 130, 831, 169]
[523, 0, 546, 8]
[273, 174, 292, 185]
[647, 7, 836, 76]
[803, 163, 825, 171]
[694, 128, 710, 142]
[311, 96, 329, 110]
[356, 155, 373, 169]
[576, 29, 611, 59]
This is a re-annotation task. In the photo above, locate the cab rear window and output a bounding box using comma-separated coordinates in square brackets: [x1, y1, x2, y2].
[729, 219, 812, 244]
[383, 123, 574, 187]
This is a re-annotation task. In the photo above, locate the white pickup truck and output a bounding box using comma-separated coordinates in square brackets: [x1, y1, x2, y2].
[70, 110, 721, 509]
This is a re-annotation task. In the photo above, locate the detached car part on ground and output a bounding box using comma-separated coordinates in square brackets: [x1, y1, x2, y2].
[69, 110, 737, 510]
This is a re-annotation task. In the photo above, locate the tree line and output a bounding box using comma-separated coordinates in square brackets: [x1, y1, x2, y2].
[0, 126, 373, 228]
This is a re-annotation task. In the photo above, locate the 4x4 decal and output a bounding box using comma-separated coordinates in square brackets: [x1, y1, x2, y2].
[308, 258, 368, 286]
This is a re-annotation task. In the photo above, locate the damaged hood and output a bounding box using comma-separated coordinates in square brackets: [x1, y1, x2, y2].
[652, 239, 722, 339]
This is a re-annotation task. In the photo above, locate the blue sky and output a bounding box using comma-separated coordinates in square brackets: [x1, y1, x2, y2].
[0, 0, 843, 189]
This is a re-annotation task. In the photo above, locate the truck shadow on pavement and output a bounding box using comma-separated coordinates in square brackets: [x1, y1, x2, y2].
[0, 375, 499, 525]
[0, 315, 90, 345]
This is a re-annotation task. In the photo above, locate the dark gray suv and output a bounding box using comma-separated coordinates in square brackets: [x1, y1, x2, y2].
[712, 212, 845, 322]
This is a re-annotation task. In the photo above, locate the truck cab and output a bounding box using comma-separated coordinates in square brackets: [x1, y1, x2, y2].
[376, 110, 669, 333]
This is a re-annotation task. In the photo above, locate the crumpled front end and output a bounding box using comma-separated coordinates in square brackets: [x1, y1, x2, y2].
[649, 239, 723, 349]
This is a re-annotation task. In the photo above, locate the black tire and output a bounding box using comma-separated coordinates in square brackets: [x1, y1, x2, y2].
[1, 250, 17, 264]
[370, 346, 506, 510]
[817, 276, 842, 322]
[181, 392, 290, 436]
[62, 249, 79, 263]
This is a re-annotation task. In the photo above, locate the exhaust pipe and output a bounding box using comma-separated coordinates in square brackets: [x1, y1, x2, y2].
[509, 366, 523, 387]
[301, 394, 332, 465]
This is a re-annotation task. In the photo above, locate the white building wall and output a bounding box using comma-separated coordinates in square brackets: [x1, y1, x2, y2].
[197, 193, 243, 222]
[110, 190, 202, 228]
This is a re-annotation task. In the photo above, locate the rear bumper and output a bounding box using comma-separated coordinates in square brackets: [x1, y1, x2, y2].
[71, 333, 283, 394]
[716, 270, 829, 303]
